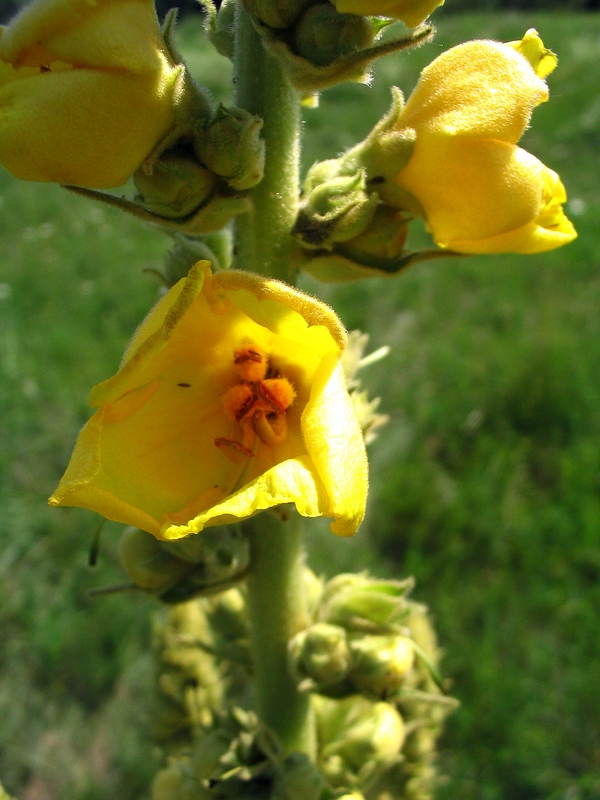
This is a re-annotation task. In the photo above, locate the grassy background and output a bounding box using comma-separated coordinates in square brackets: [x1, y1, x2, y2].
[1, 11, 600, 800]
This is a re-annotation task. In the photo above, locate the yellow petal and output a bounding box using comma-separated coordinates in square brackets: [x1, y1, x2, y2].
[302, 358, 368, 536]
[397, 133, 575, 254]
[398, 39, 549, 143]
[160, 456, 331, 540]
[0, 0, 167, 74]
[506, 28, 557, 80]
[0, 62, 177, 186]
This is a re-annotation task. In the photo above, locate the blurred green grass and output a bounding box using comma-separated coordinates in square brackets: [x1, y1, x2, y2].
[1, 10, 600, 800]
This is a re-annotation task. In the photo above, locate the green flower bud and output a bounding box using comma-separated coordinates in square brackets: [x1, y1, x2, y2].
[161, 526, 250, 590]
[293, 169, 378, 250]
[289, 623, 351, 689]
[319, 573, 414, 632]
[119, 527, 193, 591]
[349, 634, 414, 697]
[315, 695, 405, 787]
[195, 106, 265, 191]
[133, 149, 217, 219]
[245, 0, 312, 29]
[272, 752, 326, 800]
[293, 5, 375, 67]
[336, 206, 410, 267]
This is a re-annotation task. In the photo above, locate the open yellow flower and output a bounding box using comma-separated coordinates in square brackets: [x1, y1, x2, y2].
[49, 263, 369, 539]
[394, 31, 576, 254]
[331, 0, 443, 28]
[0, 0, 180, 188]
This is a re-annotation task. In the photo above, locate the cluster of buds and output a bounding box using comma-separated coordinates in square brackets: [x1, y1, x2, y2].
[147, 567, 454, 800]
[152, 707, 325, 800]
[151, 601, 224, 748]
[295, 29, 576, 281]
[288, 573, 417, 698]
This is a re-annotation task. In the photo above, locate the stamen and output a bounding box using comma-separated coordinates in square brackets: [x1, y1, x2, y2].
[214, 437, 255, 463]
[217, 345, 296, 460]
[254, 412, 288, 447]
[233, 345, 267, 382]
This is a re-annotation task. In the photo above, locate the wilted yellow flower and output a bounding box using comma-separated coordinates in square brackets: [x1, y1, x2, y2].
[0, 0, 181, 187]
[394, 31, 576, 253]
[50, 263, 368, 539]
[331, 0, 443, 28]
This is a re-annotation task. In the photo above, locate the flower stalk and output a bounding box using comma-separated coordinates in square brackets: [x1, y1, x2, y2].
[245, 512, 316, 755]
[232, 2, 301, 282]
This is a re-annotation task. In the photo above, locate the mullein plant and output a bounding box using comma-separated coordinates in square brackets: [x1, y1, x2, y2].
[0, 0, 576, 794]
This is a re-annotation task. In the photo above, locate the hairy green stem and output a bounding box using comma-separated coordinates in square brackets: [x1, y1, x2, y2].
[232, 5, 300, 281]
[244, 513, 315, 755]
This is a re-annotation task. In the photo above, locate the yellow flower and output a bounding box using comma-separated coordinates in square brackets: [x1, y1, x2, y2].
[0, 0, 180, 188]
[393, 31, 576, 254]
[331, 0, 443, 28]
[49, 263, 369, 539]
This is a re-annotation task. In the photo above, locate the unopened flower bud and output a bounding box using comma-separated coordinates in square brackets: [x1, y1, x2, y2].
[336, 206, 409, 266]
[315, 695, 405, 787]
[319, 573, 413, 632]
[195, 106, 265, 191]
[289, 623, 351, 688]
[350, 634, 414, 696]
[134, 150, 217, 219]
[119, 527, 192, 591]
[294, 170, 378, 250]
[293, 4, 375, 67]
[245, 0, 312, 29]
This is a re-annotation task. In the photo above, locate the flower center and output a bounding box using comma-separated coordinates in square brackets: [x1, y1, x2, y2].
[215, 345, 296, 463]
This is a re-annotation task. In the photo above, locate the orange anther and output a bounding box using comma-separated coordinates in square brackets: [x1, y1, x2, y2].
[261, 378, 296, 412]
[233, 345, 267, 382]
[222, 383, 255, 421]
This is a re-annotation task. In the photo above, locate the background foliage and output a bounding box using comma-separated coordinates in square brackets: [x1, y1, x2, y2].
[1, 10, 599, 800]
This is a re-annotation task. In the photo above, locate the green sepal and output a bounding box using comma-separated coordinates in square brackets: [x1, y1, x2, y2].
[302, 246, 461, 283]
[198, 0, 235, 60]
[64, 184, 252, 235]
[338, 87, 416, 180]
[209, 0, 237, 60]
[163, 231, 233, 287]
[194, 104, 265, 191]
[253, 17, 433, 92]
[161, 7, 186, 65]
